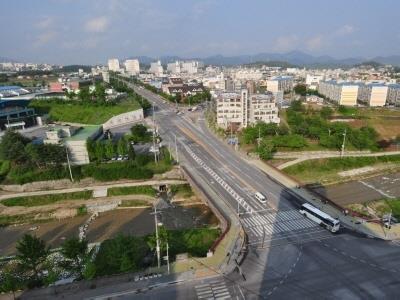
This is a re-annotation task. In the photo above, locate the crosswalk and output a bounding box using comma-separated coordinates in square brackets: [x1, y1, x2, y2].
[241, 209, 322, 242]
[195, 280, 231, 299]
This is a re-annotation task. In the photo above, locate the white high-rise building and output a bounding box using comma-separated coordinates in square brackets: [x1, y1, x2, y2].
[108, 58, 120, 72]
[166, 60, 203, 74]
[167, 61, 181, 74]
[124, 59, 140, 75]
[266, 76, 293, 93]
[149, 60, 163, 75]
[216, 90, 280, 129]
[387, 84, 400, 107]
[318, 81, 359, 106]
[306, 74, 324, 89]
[358, 83, 388, 107]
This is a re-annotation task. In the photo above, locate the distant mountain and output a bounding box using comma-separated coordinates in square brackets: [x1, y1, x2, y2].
[0, 56, 18, 63]
[371, 55, 400, 66]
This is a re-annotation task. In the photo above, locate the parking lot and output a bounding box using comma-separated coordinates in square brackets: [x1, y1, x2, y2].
[311, 172, 400, 206]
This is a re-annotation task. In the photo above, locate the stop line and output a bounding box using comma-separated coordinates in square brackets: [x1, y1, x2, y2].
[184, 144, 253, 214]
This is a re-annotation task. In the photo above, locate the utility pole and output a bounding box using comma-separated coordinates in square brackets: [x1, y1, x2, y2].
[174, 134, 179, 164]
[154, 205, 161, 269]
[152, 103, 158, 164]
[166, 241, 170, 274]
[341, 128, 347, 157]
[65, 145, 74, 182]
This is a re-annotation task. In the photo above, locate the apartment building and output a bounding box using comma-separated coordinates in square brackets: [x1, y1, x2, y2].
[216, 90, 280, 129]
[318, 81, 359, 106]
[306, 74, 324, 89]
[266, 76, 293, 93]
[149, 60, 164, 75]
[248, 93, 280, 124]
[387, 84, 400, 106]
[124, 59, 140, 75]
[107, 58, 120, 72]
[166, 61, 203, 74]
[358, 83, 388, 107]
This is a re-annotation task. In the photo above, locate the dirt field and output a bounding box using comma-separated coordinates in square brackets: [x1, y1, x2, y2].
[0, 215, 87, 256]
[311, 172, 400, 207]
[86, 204, 218, 243]
[0, 204, 218, 257]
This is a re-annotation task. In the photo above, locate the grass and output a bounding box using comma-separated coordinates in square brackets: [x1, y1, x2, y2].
[77, 205, 88, 216]
[29, 98, 141, 125]
[107, 186, 156, 197]
[119, 200, 150, 207]
[284, 155, 400, 183]
[386, 198, 400, 219]
[170, 184, 194, 198]
[1, 191, 92, 207]
[0, 213, 52, 227]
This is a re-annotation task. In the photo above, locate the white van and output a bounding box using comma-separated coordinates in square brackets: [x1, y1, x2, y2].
[255, 192, 267, 204]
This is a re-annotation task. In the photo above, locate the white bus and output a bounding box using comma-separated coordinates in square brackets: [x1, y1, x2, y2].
[255, 192, 267, 204]
[299, 203, 340, 233]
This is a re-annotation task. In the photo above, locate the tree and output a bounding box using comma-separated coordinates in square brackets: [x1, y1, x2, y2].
[320, 107, 333, 120]
[104, 140, 116, 159]
[78, 87, 91, 102]
[16, 234, 49, 287]
[117, 138, 128, 156]
[294, 84, 307, 96]
[257, 138, 276, 160]
[94, 83, 106, 103]
[0, 268, 21, 299]
[60, 238, 89, 278]
[0, 130, 30, 164]
[127, 144, 136, 160]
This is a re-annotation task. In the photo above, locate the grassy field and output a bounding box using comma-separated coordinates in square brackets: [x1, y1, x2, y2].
[119, 199, 150, 207]
[30, 98, 141, 125]
[107, 186, 156, 197]
[1, 191, 92, 207]
[347, 198, 400, 220]
[284, 155, 400, 183]
[170, 184, 194, 198]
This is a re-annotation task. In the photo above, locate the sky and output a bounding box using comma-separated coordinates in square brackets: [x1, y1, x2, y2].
[0, 0, 399, 65]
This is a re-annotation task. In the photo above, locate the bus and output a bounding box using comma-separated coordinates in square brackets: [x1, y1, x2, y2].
[254, 192, 267, 204]
[299, 203, 340, 233]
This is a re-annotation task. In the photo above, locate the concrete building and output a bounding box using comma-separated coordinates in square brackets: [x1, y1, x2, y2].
[266, 76, 293, 93]
[387, 84, 400, 106]
[318, 81, 359, 106]
[248, 93, 280, 124]
[306, 74, 324, 89]
[216, 90, 280, 129]
[124, 59, 140, 75]
[108, 58, 120, 72]
[102, 71, 110, 83]
[149, 60, 163, 76]
[44, 125, 102, 165]
[166, 61, 203, 74]
[358, 83, 388, 107]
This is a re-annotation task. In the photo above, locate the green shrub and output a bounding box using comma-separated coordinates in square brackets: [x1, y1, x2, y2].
[108, 186, 156, 197]
[2, 191, 92, 207]
[82, 162, 153, 181]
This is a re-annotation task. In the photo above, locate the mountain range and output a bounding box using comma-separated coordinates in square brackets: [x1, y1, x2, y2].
[129, 51, 400, 67]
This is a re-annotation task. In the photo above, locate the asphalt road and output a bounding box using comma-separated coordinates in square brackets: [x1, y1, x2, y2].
[69, 83, 400, 300]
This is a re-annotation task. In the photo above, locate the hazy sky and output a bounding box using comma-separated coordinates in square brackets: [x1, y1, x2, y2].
[1, 0, 399, 64]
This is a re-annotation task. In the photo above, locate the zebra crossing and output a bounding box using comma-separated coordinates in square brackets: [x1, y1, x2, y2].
[241, 209, 320, 241]
[194, 280, 231, 299]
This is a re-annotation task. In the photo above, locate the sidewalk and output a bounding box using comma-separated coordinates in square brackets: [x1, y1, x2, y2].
[247, 156, 400, 240]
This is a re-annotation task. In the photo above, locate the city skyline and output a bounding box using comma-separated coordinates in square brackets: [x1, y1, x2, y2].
[0, 0, 399, 64]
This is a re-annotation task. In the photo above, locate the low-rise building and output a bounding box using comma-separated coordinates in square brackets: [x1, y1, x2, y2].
[248, 93, 280, 124]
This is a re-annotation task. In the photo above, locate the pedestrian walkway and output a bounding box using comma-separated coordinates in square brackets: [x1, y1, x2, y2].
[195, 279, 231, 300]
[241, 209, 319, 241]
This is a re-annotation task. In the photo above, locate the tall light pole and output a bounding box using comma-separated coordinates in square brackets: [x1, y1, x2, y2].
[166, 241, 170, 274]
[174, 134, 179, 164]
[152, 103, 158, 164]
[153, 205, 161, 269]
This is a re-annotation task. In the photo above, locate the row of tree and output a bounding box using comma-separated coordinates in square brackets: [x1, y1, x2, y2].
[0, 130, 66, 168]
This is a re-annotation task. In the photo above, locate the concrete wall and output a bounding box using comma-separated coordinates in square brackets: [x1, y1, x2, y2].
[103, 108, 144, 130]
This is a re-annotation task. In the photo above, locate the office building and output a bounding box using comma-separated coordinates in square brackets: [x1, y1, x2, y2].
[107, 58, 120, 72]
[166, 61, 203, 74]
[358, 83, 388, 107]
[318, 81, 359, 106]
[124, 59, 140, 75]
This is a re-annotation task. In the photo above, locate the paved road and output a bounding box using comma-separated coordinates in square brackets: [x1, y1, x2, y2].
[75, 82, 400, 300]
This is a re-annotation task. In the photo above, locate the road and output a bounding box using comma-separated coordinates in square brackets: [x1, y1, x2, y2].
[50, 83, 400, 300]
